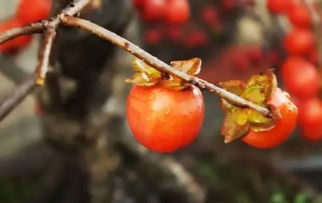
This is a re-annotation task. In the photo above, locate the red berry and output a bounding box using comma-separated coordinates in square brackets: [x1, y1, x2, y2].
[0, 18, 32, 53]
[298, 97, 322, 127]
[242, 88, 298, 148]
[302, 125, 322, 142]
[17, 0, 51, 23]
[246, 45, 263, 64]
[126, 85, 204, 153]
[267, 0, 293, 14]
[144, 28, 162, 45]
[165, 0, 190, 25]
[133, 0, 145, 9]
[267, 50, 280, 65]
[232, 53, 251, 71]
[308, 49, 318, 65]
[221, 0, 235, 11]
[185, 30, 208, 48]
[287, 4, 312, 28]
[284, 28, 315, 55]
[141, 0, 167, 22]
[281, 57, 320, 98]
[166, 26, 183, 42]
[202, 7, 218, 24]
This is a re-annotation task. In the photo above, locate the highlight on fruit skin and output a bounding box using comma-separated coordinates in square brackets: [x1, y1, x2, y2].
[126, 84, 204, 153]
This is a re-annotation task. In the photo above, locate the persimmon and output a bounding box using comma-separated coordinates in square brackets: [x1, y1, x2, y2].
[126, 84, 204, 153]
[242, 88, 298, 148]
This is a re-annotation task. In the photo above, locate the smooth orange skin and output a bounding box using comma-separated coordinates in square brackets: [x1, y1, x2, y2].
[242, 88, 298, 149]
[126, 85, 204, 153]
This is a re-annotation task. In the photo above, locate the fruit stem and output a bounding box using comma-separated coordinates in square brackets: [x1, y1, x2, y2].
[60, 15, 272, 118]
[35, 26, 56, 85]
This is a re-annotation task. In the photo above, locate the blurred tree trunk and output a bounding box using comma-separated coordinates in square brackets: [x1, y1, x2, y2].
[35, 1, 206, 203]
[38, 0, 132, 202]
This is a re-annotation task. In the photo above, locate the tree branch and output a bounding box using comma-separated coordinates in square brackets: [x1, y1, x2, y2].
[0, 0, 93, 123]
[61, 0, 93, 16]
[0, 22, 44, 44]
[35, 27, 57, 85]
[60, 16, 272, 118]
[0, 0, 92, 45]
[0, 0, 272, 122]
[34, 0, 93, 85]
[0, 77, 38, 122]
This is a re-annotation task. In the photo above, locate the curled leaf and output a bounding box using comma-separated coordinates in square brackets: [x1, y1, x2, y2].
[219, 70, 276, 143]
[126, 57, 202, 90]
[243, 71, 277, 105]
[125, 58, 162, 86]
[170, 57, 201, 75]
[222, 111, 250, 143]
[164, 58, 202, 90]
[220, 80, 245, 96]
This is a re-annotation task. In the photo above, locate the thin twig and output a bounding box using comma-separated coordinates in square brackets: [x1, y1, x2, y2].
[34, 0, 92, 85]
[61, 16, 272, 118]
[62, 0, 92, 16]
[35, 27, 57, 85]
[0, 22, 44, 44]
[0, 55, 30, 84]
[0, 0, 93, 123]
[0, 77, 38, 122]
[0, 0, 92, 45]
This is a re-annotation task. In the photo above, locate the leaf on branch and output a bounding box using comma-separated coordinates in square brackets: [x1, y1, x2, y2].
[219, 70, 277, 143]
[165, 58, 201, 90]
[126, 57, 202, 90]
[125, 58, 162, 86]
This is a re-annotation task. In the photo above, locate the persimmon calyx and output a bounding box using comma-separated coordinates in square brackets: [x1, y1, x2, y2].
[125, 57, 201, 90]
[219, 70, 279, 143]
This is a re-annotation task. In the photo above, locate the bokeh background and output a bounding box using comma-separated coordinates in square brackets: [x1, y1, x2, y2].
[0, 0, 322, 202]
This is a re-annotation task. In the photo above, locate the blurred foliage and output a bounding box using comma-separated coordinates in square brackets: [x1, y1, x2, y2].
[0, 174, 42, 203]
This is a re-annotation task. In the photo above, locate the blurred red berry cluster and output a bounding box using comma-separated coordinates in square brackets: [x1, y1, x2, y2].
[133, 0, 190, 24]
[132, 0, 256, 53]
[268, 0, 322, 141]
[0, 0, 51, 54]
